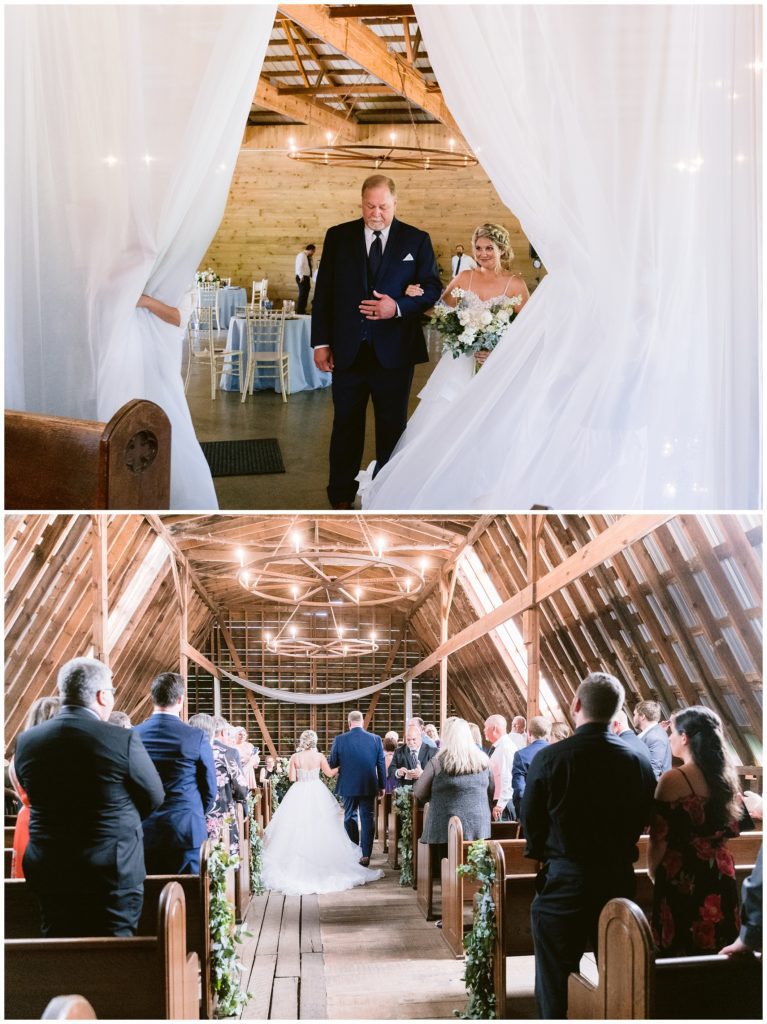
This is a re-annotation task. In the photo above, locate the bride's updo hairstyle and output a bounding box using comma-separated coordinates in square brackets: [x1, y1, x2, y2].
[298, 729, 318, 751]
[472, 223, 514, 267]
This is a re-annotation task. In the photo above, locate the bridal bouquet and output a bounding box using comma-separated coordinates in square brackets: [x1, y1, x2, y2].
[429, 288, 521, 359]
[196, 267, 220, 285]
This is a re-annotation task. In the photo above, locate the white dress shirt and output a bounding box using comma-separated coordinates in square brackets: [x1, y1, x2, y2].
[295, 250, 311, 278]
[489, 733, 516, 807]
[509, 732, 526, 751]
[451, 252, 477, 276]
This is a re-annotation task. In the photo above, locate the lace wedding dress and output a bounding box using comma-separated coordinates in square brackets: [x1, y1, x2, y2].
[261, 768, 384, 896]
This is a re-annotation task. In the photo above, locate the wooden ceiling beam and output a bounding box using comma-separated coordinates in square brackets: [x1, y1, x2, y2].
[280, 18, 311, 87]
[279, 5, 461, 134]
[277, 84, 394, 96]
[145, 514, 220, 615]
[405, 515, 673, 681]
[251, 76, 358, 142]
[328, 4, 415, 18]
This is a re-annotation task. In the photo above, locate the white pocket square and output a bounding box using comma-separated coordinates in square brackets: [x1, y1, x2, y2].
[403, 253, 414, 261]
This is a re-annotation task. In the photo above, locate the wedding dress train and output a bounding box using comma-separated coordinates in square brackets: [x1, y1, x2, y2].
[261, 769, 384, 897]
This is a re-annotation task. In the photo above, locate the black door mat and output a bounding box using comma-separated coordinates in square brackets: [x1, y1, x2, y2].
[200, 438, 285, 477]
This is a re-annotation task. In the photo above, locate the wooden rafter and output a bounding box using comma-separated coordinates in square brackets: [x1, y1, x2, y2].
[280, 17, 310, 87]
[401, 16, 414, 64]
[279, 5, 462, 134]
[251, 76, 358, 141]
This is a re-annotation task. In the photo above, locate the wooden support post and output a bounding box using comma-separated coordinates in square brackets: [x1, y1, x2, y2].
[90, 515, 109, 667]
[405, 678, 413, 726]
[523, 515, 544, 721]
[179, 567, 189, 721]
[438, 570, 458, 733]
[218, 619, 279, 760]
[213, 673, 222, 717]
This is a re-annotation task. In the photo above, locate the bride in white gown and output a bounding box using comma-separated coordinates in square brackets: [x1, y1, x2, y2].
[261, 731, 384, 896]
[362, 224, 529, 508]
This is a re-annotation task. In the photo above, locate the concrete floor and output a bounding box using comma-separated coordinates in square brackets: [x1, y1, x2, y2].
[186, 328, 441, 511]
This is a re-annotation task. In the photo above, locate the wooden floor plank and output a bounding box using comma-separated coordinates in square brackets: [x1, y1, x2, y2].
[238, 891, 270, 968]
[257, 891, 285, 956]
[276, 895, 301, 978]
[299, 895, 322, 953]
[241, 952, 277, 1020]
[270, 976, 299, 1020]
[298, 951, 327, 1019]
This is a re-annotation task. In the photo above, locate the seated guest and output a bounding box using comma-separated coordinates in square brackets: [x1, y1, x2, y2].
[389, 722, 437, 788]
[522, 672, 656, 1019]
[649, 705, 742, 955]
[483, 714, 518, 821]
[383, 731, 399, 794]
[550, 721, 572, 743]
[611, 709, 652, 765]
[409, 716, 437, 749]
[720, 846, 762, 955]
[13, 657, 164, 936]
[413, 717, 491, 865]
[424, 723, 440, 747]
[134, 672, 217, 875]
[9, 696, 61, 879]
[259, 754, 277, 784]
[633, 699, 672, 779]
[108, 710, 132, 728]
[511, 715, 551, 819]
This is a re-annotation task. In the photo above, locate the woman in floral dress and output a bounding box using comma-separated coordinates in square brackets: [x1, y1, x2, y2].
[648, 706, 741, 954]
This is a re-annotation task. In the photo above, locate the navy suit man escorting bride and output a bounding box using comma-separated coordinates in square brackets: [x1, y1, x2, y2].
[261, 713, 385, 895]
[311, 174, 442, 509]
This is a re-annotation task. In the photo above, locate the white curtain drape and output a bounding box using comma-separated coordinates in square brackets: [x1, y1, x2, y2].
[222, 668, 405, 705]
[5, 5, 276, 508]
[368, 4, 761, 510]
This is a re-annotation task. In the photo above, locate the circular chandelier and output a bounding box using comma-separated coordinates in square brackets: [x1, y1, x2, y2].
[287, 143, 478, 171]
[263, 627, 380, 660]
[237, 548, 426, 607]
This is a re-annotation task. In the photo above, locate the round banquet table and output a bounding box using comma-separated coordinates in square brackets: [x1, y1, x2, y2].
[220, 315, 332, 394]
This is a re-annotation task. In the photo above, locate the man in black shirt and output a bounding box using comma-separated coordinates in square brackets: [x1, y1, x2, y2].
[521, 672, 656, 1019]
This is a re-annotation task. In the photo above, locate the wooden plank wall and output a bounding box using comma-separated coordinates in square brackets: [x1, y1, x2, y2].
[201, 123, 541, 303]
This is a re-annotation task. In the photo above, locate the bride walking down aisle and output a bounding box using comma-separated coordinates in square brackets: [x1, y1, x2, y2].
[261, 730, 384, 897]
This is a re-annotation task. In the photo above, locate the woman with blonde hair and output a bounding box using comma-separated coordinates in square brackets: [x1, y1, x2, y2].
[363, 223, 530, 508]
[261, 728, 383, 896]
[413, 717, 491, 862]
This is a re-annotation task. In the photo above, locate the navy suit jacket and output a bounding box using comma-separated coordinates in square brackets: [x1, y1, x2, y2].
[640, 723, 672, 779]
[511, 739, 548, 817]
[328, 727, 386, 798]
[15, 705, 164, 893]
[311, 216, 442, 370]
[134, 713, 217, 851]
[618, 729, 653, 766]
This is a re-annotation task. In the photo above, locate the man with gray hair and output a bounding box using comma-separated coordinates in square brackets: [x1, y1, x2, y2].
[13, 657, 164, 936]
[483, 713, 517, 820]
[328, 710, 386, 866]
[521, 672, 656, 1019]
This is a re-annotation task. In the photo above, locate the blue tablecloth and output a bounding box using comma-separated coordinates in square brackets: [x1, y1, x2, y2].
[220, 315, 332, 395]
[216, 287, 247, 329]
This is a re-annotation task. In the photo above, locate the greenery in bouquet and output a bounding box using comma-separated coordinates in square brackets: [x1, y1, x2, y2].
[429, 288, 521, 359]
[196, 267, 220, 285]
[271, 755, 292, 810]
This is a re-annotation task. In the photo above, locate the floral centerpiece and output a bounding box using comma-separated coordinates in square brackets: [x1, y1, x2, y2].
[429, 288, 521, 360]
[196, 267, 220, 285]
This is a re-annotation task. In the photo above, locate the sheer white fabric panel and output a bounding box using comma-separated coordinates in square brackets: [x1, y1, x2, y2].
[370, 5, 761, 510]
[5, 5, 276, 508]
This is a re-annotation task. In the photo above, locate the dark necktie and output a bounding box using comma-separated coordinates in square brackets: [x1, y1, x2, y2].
[368, 229, 383, 283]
[307, 254, 313, 275]
[407, 747, 418, 771]
[456, 254, 462, 273]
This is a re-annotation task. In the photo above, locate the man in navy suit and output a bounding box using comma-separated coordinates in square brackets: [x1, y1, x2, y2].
[611, 709, 653, 766]
[134, 672, 217, 875]
[511, 715, 551, 818]
[14, 657, 165, 936]
[312, 174, 442, 508]
[328, 710, 386, 866]
[632, 700, 672, 779]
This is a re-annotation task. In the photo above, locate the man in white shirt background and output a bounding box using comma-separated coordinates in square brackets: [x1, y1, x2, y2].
[451, 243, 477, 277]
[295, 243, 316, 314]
[509, 715, 527, 750]
[484, 713, 518, 820]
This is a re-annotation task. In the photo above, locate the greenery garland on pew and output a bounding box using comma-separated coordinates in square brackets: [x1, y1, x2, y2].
[208, 840, 250, 1018]
[394, 786, 414, 886]
[247, 793, 265, 895]
[456, 840, 497, 1020]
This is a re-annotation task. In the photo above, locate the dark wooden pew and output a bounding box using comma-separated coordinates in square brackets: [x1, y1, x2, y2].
[5, 824, 16, 848]
[262, 780, 273, 826]
[234, 801, 251, 923]
[5, 399, 171, 510]
[441, 816, 531, 955]
[489, 840, 759, 1018]
[5, 847, 14, 877]
[5, 881, 199, 1019]
[5, 839, 215, 1019]
[42, 995, 97, 1019]
[568, 897, 762, 1019]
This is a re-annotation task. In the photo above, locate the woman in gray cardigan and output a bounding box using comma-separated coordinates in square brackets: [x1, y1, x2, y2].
[413, 717, 491, 858]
